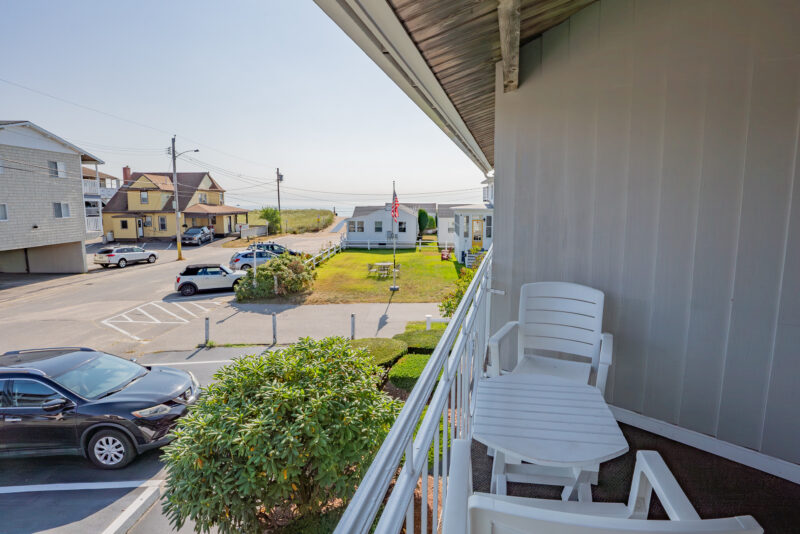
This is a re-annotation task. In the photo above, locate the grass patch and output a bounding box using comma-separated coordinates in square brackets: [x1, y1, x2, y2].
[306, 249, 458, 304]
[236, 209, 334, 233]
[404, 320, 448, 332]
[351, 338, 408, 367]
[392, 329, 444, 354]
[389, 353, 431, 391]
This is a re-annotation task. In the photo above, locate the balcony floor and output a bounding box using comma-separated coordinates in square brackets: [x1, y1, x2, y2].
[469, 423, 800, 532]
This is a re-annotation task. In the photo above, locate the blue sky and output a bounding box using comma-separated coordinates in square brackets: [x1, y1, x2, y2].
[0, 1, 485, 214]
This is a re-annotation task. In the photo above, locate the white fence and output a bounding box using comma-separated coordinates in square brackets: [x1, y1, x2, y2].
[241, 226, 268, 239]
[416, 239, 453, 251]
[334, 246, 494, 534]
[343, 240, 417, 250]
[305, 242, 342, 268]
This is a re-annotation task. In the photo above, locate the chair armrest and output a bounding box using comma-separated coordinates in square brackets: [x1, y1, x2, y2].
[596, 332, 613, 394]
[627, 451, 700, 521]
[442, 439, 472, 534]
[488, 321, 518, 377]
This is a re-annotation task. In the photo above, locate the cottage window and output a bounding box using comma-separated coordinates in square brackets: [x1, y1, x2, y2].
[0, 203, 7, 221]
[140, 191, 149, 204]
[144, 215, 152, 227]
[199, 193, 208, 204]
[398, 221, 407, 233]
[49, 161, 66, 178]
[159, 216, 167, 231]
[454, 214, 459, 236]
[348, 221, 356, 232]
[356, 221, 364, 232]
[53, 202, 70, 218]
[463, 215, 469, 237]
[219, 193, 224, 204]
[448, 223, 455, 234]
[211, 216, 217, 224]
[375, 221, 382, 232]
[486, 215, 492, 238]
[120, 220, 128, 230]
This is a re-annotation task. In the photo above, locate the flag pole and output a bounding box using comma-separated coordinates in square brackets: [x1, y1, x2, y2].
[390, 180, 399, 292]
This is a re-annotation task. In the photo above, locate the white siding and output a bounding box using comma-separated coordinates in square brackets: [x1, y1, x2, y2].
[492, 0, 800, 463]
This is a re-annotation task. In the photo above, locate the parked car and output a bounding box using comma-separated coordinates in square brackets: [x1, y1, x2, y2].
[229, 250, 276, 271]
[0, 347, 199, 469]
[248, 242, 301, 256]
[175, 264, 246, 296]
[94, 246, 158, 268]
[181, 226, 213, 246]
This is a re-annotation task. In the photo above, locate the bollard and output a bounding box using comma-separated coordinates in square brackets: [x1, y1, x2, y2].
[273, 274, 279, 296]
[350, 313, 356, 340]
[426, 314, 432, 331]
[272, 312, 277, 345]
[204, 316, 210, 345]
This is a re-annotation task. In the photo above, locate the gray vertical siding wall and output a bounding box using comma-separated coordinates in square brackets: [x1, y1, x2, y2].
[492, 0, 800, 463]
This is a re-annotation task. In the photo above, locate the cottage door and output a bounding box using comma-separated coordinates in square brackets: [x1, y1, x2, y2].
[472, 218, 483, 250]
[136, 219, 143, 238]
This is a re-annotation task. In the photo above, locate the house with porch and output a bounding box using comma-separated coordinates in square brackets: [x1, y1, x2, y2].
[317, 0, 800, 531]
[101, 170, 248, 241]
[81, 166, 121, 237]
[345, 204, 418, 248]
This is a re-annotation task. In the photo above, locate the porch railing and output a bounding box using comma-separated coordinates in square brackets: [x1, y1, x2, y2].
[85, 216, 102, 232]
[335, 246, 493, 534]
[82, 179, 100, 195]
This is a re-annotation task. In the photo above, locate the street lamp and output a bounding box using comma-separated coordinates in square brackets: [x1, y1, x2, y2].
[170, 135, 198, 261]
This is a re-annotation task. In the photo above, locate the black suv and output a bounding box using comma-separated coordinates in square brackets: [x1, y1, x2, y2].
[0, 348, 199, 469]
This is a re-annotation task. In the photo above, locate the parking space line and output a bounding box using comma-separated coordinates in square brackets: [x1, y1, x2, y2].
[149, 302, 190, 323]
[171, 302, 197, 317]
[101, 484, 161, 534]
[101, 319, 141, 341]
[134, 306, 161, 324]
[0, 479, 162, 495]
[189, 302, 208, 312]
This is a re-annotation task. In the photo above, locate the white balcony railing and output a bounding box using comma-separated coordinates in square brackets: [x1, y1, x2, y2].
[85, 216, 102, 232]
[82, 179, 100, 195]
[335, 246, 493, 534]
[482, 186, 490, 202]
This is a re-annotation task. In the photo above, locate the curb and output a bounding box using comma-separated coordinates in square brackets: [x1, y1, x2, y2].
[101, 482, 162, 534]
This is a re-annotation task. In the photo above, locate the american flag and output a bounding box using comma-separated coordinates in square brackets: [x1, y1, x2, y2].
[391, 189, 399, 221]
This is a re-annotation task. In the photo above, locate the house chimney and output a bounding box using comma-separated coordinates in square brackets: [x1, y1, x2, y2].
[122, 165, 132, 183]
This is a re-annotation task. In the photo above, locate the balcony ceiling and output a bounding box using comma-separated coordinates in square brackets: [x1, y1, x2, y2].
[387, 0, 595, 166]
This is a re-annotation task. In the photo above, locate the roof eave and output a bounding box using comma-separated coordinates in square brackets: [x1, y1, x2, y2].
[314, 0, 492, 174]
[0, 121, 105, 164]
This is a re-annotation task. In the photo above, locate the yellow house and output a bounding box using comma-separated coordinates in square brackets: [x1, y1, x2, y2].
[101, 171, 249, 241]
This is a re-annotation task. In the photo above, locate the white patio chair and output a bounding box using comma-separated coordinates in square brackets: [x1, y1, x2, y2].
[486, 282, 613, 498]
[442, 439, 762, 534]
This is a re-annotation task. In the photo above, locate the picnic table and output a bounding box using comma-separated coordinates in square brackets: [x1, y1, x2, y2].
[473, 373, 628, 501]
[371, 262, 393, 277]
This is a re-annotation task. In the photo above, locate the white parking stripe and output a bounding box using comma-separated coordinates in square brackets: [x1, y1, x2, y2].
[189, 302, 208, 312]
[101, 319, 141, 341]
[0, 479, 162, 495]
[149, 302, 189, 323]
[171, 302, 197, 317]
[101, 484, 160, 534]
[151, 359, 234, 366]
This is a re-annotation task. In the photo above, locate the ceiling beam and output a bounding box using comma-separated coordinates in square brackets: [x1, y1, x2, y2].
[497, 0, 521, 92]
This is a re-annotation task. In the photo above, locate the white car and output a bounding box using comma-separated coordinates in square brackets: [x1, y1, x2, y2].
[94, 246, 158, 268]
[174, 264, 246, 296]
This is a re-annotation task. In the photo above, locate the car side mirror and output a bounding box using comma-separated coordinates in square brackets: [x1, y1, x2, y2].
[42, 398, 71, 412]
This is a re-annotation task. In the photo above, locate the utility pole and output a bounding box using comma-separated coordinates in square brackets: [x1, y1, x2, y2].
[170, 136, 199, 261]
[276, 168, 283, 216]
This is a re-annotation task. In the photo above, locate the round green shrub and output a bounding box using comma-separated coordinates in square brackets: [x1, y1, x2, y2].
[350, 338, 408, 367]
[388, 353, 431, 391]
[161, 337, 401, 533]
[235, 253, 315, 301]
[392, 329, 444, 354]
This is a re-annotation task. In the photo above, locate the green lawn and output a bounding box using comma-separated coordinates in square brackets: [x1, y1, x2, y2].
[305, 249, 459, 304]
[236, 208, 334, 233]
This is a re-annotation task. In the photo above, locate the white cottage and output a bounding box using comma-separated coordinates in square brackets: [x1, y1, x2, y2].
[453, 204, 493, 265]
[345, 204, 418, 248]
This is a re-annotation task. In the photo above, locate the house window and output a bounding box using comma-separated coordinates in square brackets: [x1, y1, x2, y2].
[398, 221, 407, 233]
[120, 220, 128, 229]
[159, 216, 167, 231]
[348, 221, 355, 232]
[375, 221, 382, 233]
[486, 215, 492, 238]
[199, 193, 208, 204]
[211, 216, 217, 224]
[219, 193, 224, 204]
[49, 161, 66, 178]
[53, 202, 70, 218]
[140, 191, 149, 204]
[448, 222, 455, 234]
[454, 214, 459, 236]
[356, 221, 364, 232]
[144, 215, 152, 227]
[0, 203, 7, 221]
[463, 215, 469, 237]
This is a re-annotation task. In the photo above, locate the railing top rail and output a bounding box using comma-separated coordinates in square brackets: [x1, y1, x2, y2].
[334, 246, 492, 534]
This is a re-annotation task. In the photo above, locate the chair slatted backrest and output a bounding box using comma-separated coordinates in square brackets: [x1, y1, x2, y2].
[517, 282, 605, 370]
[468, 495, 763, 534]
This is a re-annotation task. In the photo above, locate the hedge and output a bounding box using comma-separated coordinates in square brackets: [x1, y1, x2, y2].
[388, 353, 431, 391]
[392, 329, 444, 354]
[350, 338, 408, 367]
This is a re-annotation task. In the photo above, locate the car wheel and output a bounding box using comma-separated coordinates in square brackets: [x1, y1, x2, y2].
[232, 280, 240, 291]
[241, 264, 252, 270]
[117, 258, 127, 268]
[87, 429, 136, 469]
[180, 284, 197, 296]
[148, 254, 157, 263]
[101, 264, 109, 269]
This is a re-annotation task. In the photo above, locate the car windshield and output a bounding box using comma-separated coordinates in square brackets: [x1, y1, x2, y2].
[50, 353, 147, 399]
[185, 228, 202, 234]
[221, 265, 233, 274]
[98, 248, 114, 254]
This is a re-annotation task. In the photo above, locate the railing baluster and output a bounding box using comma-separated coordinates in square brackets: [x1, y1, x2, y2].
[421, 457, 428, 534]
[433, 417, 440, 532]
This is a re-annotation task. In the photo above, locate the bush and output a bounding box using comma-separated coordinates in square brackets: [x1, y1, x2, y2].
[161, 337, 401, 533]
[350, 338, 408, 367]
[418, 209, 429, 237]
[389, 353, 431, 391]
[258, 207, 282, 234]
[235, 253, 315, 301]
[438, 256, 482, 317]
[392, 329, 443, 354]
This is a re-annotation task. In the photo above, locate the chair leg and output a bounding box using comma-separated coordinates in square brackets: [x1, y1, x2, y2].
[490, 450, 507, 495]
[561, 470, 592, 502]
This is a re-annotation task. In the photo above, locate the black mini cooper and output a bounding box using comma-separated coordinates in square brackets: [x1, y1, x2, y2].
[0, 348, 199, 469]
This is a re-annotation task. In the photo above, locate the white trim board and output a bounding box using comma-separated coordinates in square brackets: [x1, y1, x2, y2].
[610, 406, 800, 485]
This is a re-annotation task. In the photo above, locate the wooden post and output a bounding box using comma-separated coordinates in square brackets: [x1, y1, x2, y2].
[497, 0, 521, 92]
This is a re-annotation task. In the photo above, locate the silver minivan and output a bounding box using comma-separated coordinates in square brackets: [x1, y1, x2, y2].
[94, 246, 158, 268]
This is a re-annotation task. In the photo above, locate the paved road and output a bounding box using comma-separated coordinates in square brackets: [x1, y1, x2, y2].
[0, 348, 250, 534]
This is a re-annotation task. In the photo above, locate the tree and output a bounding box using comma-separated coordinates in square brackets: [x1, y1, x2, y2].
[258, 207, 281, 234]
[418, 209, 429, 237]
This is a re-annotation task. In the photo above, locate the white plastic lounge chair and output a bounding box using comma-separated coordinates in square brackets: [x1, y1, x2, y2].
[442, 439, 762, 534]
